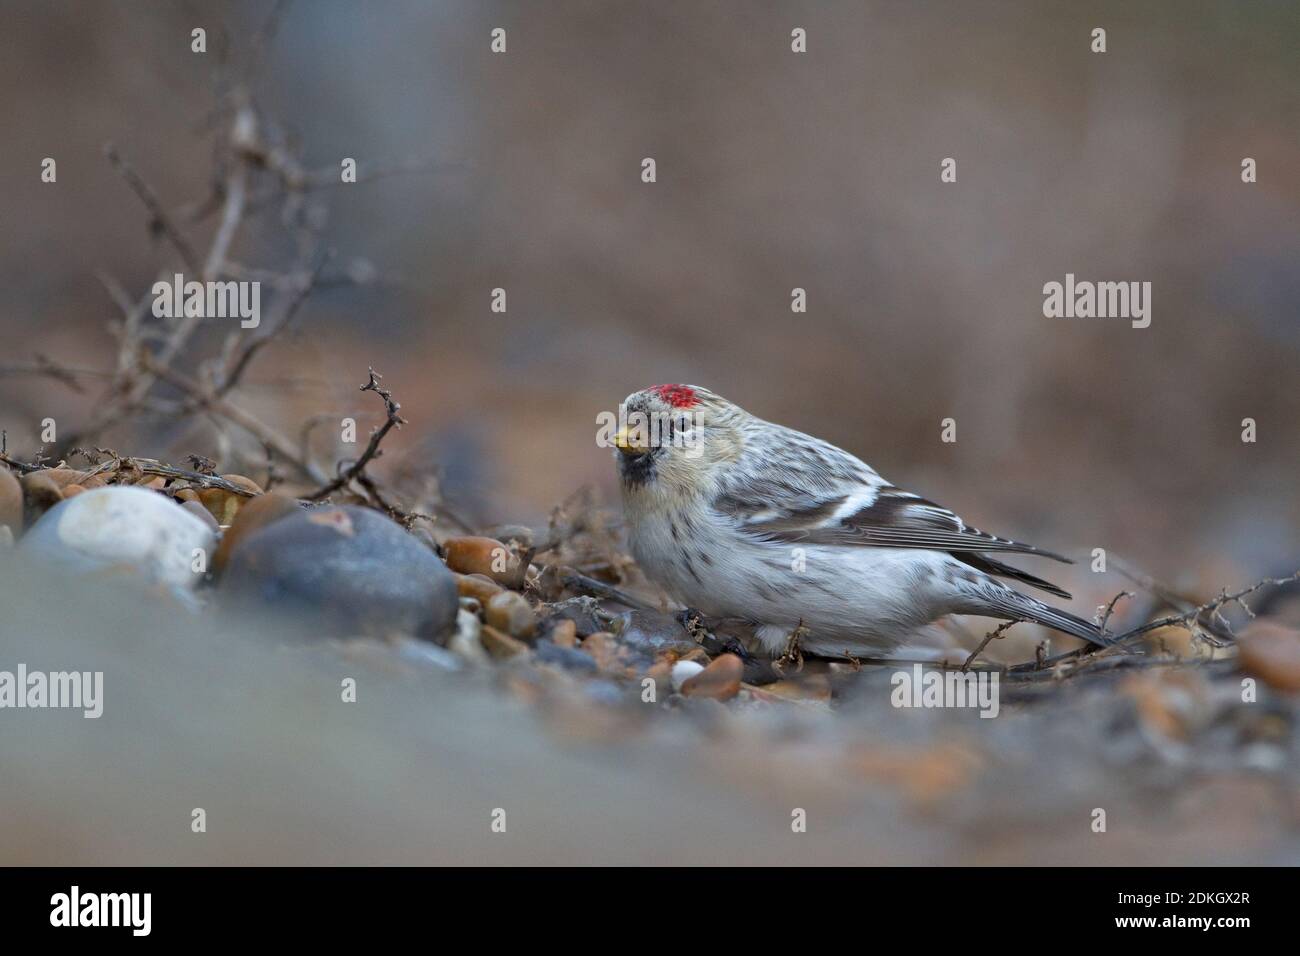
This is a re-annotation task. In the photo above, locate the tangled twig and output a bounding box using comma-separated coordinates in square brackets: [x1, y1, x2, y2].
[1009, 570, 1300, 677]
[962, 618, 1023, 672]
[304, 368, 405, 503]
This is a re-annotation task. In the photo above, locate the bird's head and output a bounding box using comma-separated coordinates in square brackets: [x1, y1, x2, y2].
[608, 384, 746, 495]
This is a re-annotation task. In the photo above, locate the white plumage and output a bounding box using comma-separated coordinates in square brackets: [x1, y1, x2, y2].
[614, 384, 1107, 658]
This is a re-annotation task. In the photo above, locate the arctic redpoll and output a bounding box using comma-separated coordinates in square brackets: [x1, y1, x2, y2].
[611, 384, 1109, 658]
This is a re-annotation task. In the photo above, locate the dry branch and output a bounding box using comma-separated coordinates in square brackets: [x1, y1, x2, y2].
[303, 368, 404, 502]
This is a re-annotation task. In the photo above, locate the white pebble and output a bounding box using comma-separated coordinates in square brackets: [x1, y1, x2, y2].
[21, 485, 215, 592]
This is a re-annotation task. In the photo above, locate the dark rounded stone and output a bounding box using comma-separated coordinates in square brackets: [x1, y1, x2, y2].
[612, 609, 698, 656]
[222, 505, 458, 641]
[534, 639, 598, 673]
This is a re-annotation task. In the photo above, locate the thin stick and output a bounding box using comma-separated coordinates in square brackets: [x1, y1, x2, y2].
[105, 143, 201, 274]
[962, 619, 1022, 672]
[302, 368, 404, 501]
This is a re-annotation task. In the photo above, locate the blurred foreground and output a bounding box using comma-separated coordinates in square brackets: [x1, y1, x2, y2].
[2, 555, 1296, 865]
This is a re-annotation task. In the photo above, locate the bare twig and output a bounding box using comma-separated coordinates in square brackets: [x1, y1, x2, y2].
[775, 621, 809, 674]
[963, 619, 1022, 672]
[0, 354, 106, 393]
[105, 143, 201, 274]
[1010, 570, 1300, 675]
[1096, 590, 1133, 634]
[559, 572, 656, 611]
[303, 368, 404, 502]
[215, 248, 330, 396]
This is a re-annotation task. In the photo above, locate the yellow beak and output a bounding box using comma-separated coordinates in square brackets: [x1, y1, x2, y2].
[613, 426, 648, 456]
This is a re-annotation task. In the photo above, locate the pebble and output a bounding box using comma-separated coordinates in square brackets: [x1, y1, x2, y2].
[443, 535, 526, 589]
[750, 677, 833, 704]
[580, 631, 635, 674]
[480, 623, 530, 660]
[455, 572, 503, 604]
[41, 468, 92, 489]
[670, 659, 706, 691]
[198, 474, 263, 526]
[0, 467, 22, 535]
[1239, 621, 1300, 692]
[212, 492, 300, 574]
[484, 590, 538, 640]
[546, 600, 605, 637]
[644, 660, 672, 693]
[545, 618, 578, 648]
[680, 653, 744, 700]
[394, 638, 463, 673]
[20, 485, 216, 592]
[534, 639, 598, 673]
[221, 504, 459, 641]
[448, 608, 490, 666]
[612, 609, 698, 656]
[20, 471, 63, 526]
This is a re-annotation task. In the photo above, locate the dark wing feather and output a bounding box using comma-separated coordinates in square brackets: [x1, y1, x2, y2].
[739, 486, 1074, 564]
[952, 552, 1072, 599]
[714, 423, 1074, 564]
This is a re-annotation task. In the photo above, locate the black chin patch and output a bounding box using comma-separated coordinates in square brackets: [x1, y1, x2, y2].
[617, 447, 660, 486]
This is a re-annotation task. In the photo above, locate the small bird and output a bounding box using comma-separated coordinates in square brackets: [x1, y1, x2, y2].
[612, 384, 1109, 659]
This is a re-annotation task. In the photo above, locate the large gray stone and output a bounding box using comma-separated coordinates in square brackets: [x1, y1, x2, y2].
[221, 505, 458, 641]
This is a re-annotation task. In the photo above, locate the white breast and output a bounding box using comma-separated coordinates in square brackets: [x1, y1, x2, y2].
[625, 494, 960, 656]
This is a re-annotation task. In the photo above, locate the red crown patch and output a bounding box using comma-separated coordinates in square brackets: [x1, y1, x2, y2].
[648, 384, 698, 408]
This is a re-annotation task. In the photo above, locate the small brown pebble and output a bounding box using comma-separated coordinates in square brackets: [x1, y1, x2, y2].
[480, 624, 529, 660]
[681, 653, 743, 700]
[579, 631, 632, 674]
[212, 491, 300, 573]
[442, 535, 526, 589]
[221, 474, 264, 494]
[199, 475, 263, 526]
[455, 572, 504, 604]
[755, 677, 832, 703]
[0, 467, 22, 534]
[175, 488, 199, 503]
[644, 660, 672, 692]
[1240, 621, 1300, 692]
[548, 618, 578, 648]
[136, 476, 167, 491]
[20, 471, 63, 525]
[484, 590, 538, 640]
[42, 468, 90, 489]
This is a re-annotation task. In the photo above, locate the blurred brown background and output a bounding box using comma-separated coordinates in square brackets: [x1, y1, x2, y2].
[1, 0, 1297, 595]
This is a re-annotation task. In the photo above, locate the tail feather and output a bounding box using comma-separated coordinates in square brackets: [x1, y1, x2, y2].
[964, 582, 1111, 648]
